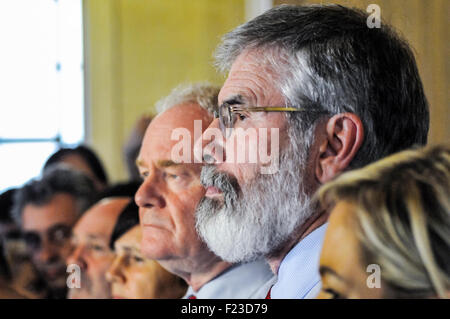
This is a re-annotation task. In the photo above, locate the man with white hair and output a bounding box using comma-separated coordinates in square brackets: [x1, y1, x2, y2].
[135, 83, 275, 298]
[196, 5, 429, 298]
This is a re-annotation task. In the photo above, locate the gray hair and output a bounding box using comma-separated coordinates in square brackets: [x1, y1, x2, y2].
[155, 82, 221, 116]
[12, 165, 97, 225]
[214, 4, 429, 169]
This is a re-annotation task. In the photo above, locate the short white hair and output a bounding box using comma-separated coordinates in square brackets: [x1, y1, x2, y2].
[155, 82, 220, 115]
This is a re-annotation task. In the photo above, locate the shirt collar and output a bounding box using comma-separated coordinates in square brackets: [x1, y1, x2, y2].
[271, 223, 328, 299]
[183, 259, 275, 299]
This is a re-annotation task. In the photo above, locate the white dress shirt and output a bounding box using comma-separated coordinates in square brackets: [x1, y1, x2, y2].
[183, 259, 276, 299]
[270, 223, 328, 299]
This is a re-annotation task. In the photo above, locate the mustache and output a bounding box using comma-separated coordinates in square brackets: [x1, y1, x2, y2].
[200, 165, 241, 207]
[201, 165, 240, 192]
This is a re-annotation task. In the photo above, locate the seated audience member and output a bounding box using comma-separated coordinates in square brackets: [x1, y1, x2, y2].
[66, 197, 130, 299]
[11, 167, 96, 299]
[196, 4, 429, 299]
[44, 145, 109, 191]
[0, 239, 47, 299]
[135, 83, 275, 298]
[123, 115, 153, 181]
[0, 242, 25, 298]
[317, 144, 450, 299]
[107, 225, 187, 299]
[0, 189, 19, 241]
[1, 188, 47, 299]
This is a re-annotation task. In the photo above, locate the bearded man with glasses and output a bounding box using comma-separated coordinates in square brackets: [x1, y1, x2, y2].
[196, 5, 429, 299]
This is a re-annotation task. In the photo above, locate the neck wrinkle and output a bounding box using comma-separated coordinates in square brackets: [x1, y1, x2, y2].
[188, 261, 233, 292]
[267, 209, 329, 275]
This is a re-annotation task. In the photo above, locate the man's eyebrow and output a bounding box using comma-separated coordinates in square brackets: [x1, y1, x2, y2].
[136, 158, 145, 168]
[222, 95, 245, 105]
[156, 160, 181, 168]
[319, 266, 345, 281]
[116, 245, 139, 254]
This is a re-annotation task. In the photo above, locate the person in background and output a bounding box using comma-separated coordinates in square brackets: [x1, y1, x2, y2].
[317, 144, 449, 299]
[135, 83, 275, 299]
[11, 167, 96, 299]
[196, 4, 429, 298]
[107, 224, 187, 299]
[0, 241, 26, 298]
[123, 115, 153, 182]
[43, 145, 109, 191]
[66, 197, 130, 299]
[0, 189, 19, 241]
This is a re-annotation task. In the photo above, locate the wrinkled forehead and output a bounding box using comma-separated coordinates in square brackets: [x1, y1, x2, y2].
[218, 48, 284, 106]
[139, 103, 213, 164]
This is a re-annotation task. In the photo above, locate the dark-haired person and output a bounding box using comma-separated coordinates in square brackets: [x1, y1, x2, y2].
[196, 4, 429, 298]
[44, 145, 109, 191]
[1, 189, 47, 299]
[0, 239, 47, 299]
[0, 189, 18, 242]
[106, 203, 187, 299]
[66, 197, 129, 299]
[317, 144, 449, 299]
[12, 167, 97, 298]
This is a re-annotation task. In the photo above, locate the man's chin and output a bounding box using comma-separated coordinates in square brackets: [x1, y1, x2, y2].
[141, 238, 172, 261]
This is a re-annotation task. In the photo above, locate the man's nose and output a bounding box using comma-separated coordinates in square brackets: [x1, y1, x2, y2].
[37, 238, 59, 264]
[135, 174, 166, 209]
[197, 118, 227, 164]
[66, 245, 87, 271]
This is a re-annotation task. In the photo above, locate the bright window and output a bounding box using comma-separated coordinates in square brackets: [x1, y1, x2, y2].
[0, 0, 84, 192]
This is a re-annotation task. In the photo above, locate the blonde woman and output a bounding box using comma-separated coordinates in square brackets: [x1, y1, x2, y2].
[316, 144, 449, 299]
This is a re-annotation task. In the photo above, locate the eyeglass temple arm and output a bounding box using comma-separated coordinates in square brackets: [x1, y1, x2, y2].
[231, 106, 305, 112]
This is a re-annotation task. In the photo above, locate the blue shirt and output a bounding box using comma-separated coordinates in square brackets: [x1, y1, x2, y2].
[271, 223, 328, 299]
[183, 259, 276, 299]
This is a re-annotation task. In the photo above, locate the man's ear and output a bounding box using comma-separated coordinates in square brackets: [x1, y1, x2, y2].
[315, 113, 364, 184]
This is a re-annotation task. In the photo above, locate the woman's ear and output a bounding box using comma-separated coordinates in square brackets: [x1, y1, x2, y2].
[315, 113, 364, 183]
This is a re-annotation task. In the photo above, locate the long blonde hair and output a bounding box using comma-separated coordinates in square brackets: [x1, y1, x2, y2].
[318, 144, 450, 298]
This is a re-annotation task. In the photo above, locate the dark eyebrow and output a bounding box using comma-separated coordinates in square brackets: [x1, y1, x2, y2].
[222, 95, 245, 106]
[319, 266, 346, 282]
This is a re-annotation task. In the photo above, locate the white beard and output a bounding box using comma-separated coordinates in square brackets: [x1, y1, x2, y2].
[195, 140, 313, 263]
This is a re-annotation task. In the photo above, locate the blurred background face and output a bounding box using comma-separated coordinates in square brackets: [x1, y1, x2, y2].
[318, 201, 383, 299]
[2, 238, 47, 299]
[21, 192, 78, 292]
[107, 226, 183, 299]
[135, 104, 211, 261]
[67, 198, 128, 299]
